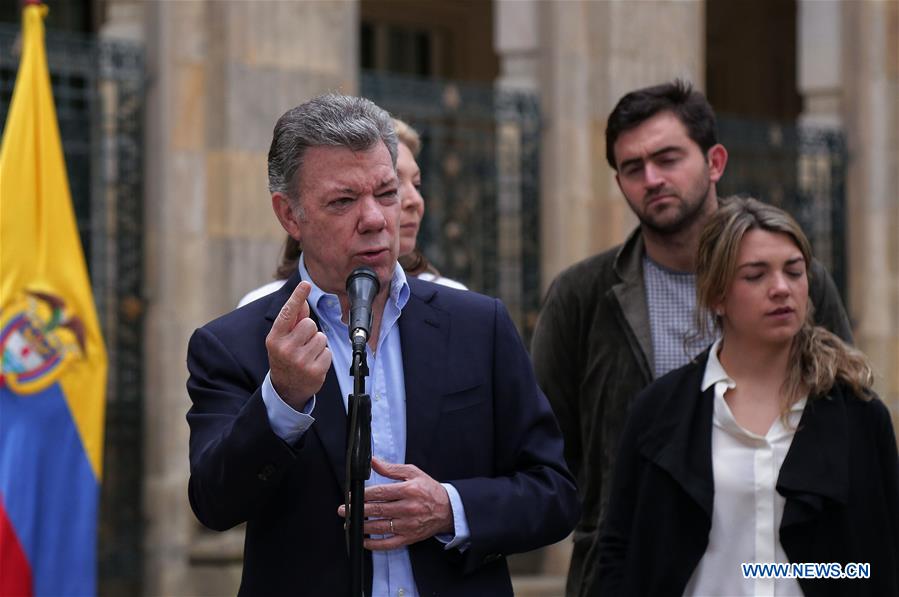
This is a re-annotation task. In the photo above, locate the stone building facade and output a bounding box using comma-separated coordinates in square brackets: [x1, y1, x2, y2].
[90, 0, 898, 594]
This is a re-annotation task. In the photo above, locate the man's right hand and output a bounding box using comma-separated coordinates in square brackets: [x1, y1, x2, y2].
[266, 281, 331, 411]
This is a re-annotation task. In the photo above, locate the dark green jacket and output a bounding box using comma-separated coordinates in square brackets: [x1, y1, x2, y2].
[531, 228, 853, 597]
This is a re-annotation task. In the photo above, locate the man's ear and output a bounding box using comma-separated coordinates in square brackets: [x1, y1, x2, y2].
[272, 192, 302, 241]
[707, 144, 728, 184]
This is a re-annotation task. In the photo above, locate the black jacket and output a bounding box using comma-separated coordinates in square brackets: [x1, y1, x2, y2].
[596, 350, 899, 596]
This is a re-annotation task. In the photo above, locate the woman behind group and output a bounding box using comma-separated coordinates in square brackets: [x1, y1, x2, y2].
[238, 118, 464, 307]
[596, 196, 899, 596]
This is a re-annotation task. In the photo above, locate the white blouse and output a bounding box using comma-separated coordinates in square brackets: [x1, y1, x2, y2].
[683, 339, 805, 597]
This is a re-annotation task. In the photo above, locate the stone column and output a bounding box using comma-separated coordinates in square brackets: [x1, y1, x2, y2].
[495, 0, 539, 93]
[140, 1, 358, 594]
[141, 2, 203, 593]
[798, 0, 843, 128]
[842, 0, 899, 422]
[494, 0, 539, 329]
[536, 0, 705, 291]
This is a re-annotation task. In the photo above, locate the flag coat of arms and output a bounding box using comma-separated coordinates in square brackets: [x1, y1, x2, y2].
[0, 3, 108, 595]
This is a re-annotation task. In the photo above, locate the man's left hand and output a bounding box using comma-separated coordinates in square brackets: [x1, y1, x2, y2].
[337, 457, 455, 550]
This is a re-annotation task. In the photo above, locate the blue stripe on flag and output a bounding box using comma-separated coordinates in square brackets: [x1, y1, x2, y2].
[0, 383, 98, 596]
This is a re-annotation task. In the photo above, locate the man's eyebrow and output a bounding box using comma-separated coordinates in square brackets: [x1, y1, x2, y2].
[650, 146, 684, 158]
[618, 156, 643, 170]
[323, 174, 397, 195]
[324, 185, 357, 197]
[375, 175, 398, 189]
[618, 145, 684, 170]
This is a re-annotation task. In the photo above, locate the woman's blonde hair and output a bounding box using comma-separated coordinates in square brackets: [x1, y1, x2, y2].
[393, 118, 421, 156]
[392, 118, 440, 277]
[696, 196, 873, 410]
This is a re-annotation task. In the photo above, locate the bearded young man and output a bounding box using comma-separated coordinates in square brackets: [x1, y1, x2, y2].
[530, 80, 853, 597]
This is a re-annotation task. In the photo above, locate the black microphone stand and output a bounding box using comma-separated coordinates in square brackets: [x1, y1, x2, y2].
[345, 332, 371, 597]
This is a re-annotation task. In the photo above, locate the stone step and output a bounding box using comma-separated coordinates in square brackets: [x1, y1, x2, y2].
[511, 574, 566, 597]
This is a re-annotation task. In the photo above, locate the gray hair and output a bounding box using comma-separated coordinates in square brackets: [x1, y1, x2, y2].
[267, 94, 398, 206]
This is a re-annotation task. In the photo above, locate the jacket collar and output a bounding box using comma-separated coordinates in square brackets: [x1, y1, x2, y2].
[777, 386, 850, 529]
[609, 227, 654, 381]
[397, 279, 447, 472]
[636, 347, 852, 527]
[637, 350, 715, 518]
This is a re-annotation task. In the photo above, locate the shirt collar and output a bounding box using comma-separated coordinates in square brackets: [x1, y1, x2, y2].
[643, 254, 695, 277]
[702, 336, 806, 414]
[701, 337, 734, 392]
[298, 254, 410, 320]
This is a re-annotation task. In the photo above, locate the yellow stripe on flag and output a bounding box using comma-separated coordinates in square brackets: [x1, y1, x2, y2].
[0, 4, 108, 481]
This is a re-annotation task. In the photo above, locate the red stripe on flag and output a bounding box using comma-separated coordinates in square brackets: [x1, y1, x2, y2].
[0, 499, 32, 597]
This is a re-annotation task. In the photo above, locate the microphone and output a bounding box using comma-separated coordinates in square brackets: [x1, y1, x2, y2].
[346, 267, 380, 350]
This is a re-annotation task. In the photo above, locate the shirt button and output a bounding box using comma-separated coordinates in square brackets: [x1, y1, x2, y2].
[374, 394, 381, 401]
[398, 590, 404, 597]
[257, 464, 276, 481]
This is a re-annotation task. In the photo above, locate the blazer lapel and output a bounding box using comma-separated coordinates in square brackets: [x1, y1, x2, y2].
[312, 368, 349, 488]
[778, 387, 850, 530]
[398, 281, 448, 472]
[264, 273, 348, 488]
[638, 356, 715, 519]
[609, 231, 654, 383]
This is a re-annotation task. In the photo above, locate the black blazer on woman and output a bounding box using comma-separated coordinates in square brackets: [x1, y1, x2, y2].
[596, 349, 899, 597]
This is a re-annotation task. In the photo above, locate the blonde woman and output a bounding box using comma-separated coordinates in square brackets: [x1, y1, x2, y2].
[596, 197, 899, 596]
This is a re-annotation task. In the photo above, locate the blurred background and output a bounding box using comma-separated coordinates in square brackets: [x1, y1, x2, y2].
[1, 0, 896, 594]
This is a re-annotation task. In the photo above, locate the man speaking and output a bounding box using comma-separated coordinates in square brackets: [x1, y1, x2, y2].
[185, 94, 578, 596]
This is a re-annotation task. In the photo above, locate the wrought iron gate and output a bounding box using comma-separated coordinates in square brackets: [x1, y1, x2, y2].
[717, 116, 848, 303]
[0, 24, 145, 595]
[362, 72, 542, 341]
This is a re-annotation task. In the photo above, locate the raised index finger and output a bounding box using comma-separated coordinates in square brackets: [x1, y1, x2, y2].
[271, 280, 312, 336]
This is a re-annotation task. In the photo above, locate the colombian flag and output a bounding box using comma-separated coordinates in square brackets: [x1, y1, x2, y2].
[0, 2, 108, 595]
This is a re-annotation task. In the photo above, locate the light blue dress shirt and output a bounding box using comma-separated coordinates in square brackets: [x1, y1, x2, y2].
[260, 256, 470, 597]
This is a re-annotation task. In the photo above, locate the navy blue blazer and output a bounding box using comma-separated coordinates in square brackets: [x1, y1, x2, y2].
[186, 273, 579, 596]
